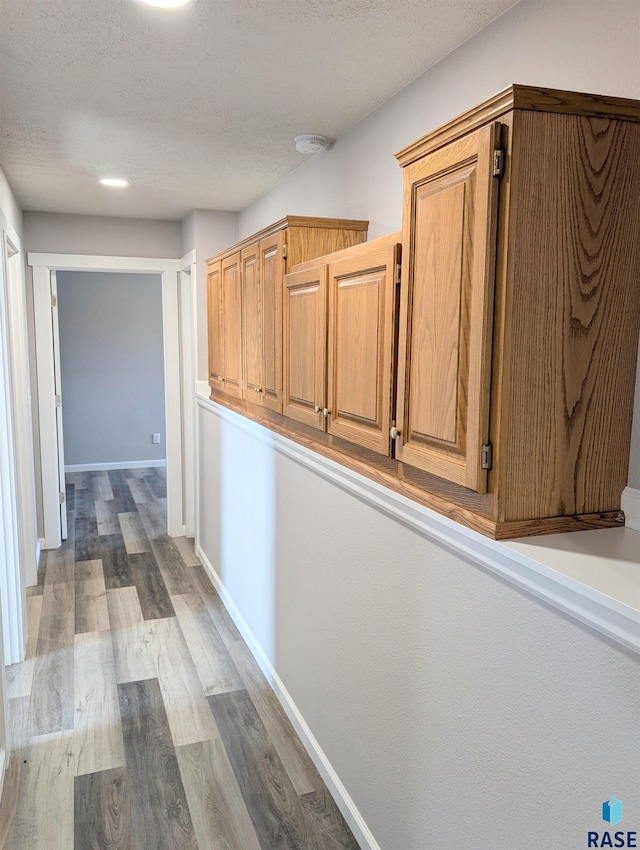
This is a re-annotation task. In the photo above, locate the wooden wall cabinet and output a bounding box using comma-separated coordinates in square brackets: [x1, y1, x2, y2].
[395, 84, 640, 537]
[207, 216, 368, 408]
[207, 86, 640, 539]
[206, 261, 224, 388]
[284, 234, 401, 454]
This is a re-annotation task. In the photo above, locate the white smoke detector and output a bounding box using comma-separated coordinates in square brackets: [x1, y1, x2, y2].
[294, 135, 328, 154]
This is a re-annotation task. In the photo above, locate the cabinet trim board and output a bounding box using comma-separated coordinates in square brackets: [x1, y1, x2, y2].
[206, 216, 368, 265]
[395, 83, 640, 167]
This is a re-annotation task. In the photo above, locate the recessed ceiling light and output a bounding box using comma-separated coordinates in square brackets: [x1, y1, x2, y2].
[135, 0, 197, 8]
[99, 178, 130, 188]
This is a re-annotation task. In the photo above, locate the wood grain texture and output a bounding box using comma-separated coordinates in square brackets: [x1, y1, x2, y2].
[283, 265, 327, 430]
[75, 516, 102, 561]
[92, 472, 114, 502]
[176, 739, 261, 850]
[29, 546, 75, 736]
[206, 216, 368, 265]
[260, 231, 285, 413]
[300, 789, 360, 850]
[135, 497, 166, 540]
[74, 630, 126, 777]
[394, 83, 640, 167]
[327, 239, 400, 456]
[118, 679, 198, 850]
[172, 593, 243, 696]
[0, 696, 30, 848]
[96, 499, 121, 536]
[6, 593, 43, 699]
[222, 251, 244, 398]
[74, 767, 135, 850]
[208, 689, 314, 849]
[396, 121, 500, 493]
[498, 112, 640, 521]
[75, 559, 110, 634]
[118, 512, 150, 555]
[207, 260, 225, 387]
[173, 535, 200, 567]
[242, 241, 263, 404]
[226, 637, 324, 796]
[286, 224, 367, 268]
[130, 551, 175, 620]
[99, 533, 135, 590]
[126, 477, 152, 505]
[11, 730, 76, 850]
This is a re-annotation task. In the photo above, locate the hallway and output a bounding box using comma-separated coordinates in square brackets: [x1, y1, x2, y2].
[0, 467, 359, 849]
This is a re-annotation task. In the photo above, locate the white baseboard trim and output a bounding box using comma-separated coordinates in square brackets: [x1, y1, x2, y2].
[0, 749, 5, 798]
[64, 460, 167, 472]
[36, 538, 43, 565]
[622, 486, 640, 532]
[196, 543, 381, 850]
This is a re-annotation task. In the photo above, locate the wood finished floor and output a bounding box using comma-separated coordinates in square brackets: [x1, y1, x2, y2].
[0, 467, 360, 850]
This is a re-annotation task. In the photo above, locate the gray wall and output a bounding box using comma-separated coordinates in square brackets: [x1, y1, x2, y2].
[182, 209, 239, 380]
[24, 211, 182, 258]
[57, 271, 165, 466]
[193, 2, 640, 848]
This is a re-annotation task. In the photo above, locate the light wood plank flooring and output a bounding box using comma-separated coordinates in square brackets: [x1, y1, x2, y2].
[0, 467, 359, 850]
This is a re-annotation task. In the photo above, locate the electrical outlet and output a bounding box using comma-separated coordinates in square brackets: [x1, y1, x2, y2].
[152, 433, 161, 444]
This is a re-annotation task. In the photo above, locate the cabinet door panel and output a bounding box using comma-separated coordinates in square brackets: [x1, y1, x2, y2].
[241, 243, 262, 405]
[207, 261, 224, 389]
[260, 232, 285, 413]
[396, 122, 501, 492]
[327, 243, 399, 454]
[222, 252, 243, 398]
[283, 266, 327, 430]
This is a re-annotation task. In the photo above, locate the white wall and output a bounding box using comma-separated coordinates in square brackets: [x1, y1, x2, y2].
[0, 166, 23, 239]
[56, 271, 165, 466]
[239, 0, 640, 491]
[182, 210, 239, 380]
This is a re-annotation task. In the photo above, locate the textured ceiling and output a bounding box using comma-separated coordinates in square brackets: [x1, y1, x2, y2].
[0, 0, 517, 219]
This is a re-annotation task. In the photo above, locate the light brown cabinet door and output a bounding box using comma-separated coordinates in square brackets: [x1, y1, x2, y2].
[207, 261, 224, 389]
[241, 243, 262, 405]
[395, 122, 501, 492]
[260, 232, 285, 413]
[222, 252, 243, 398]
[283, 265, 327, 430]
[327, 242, 400, 455]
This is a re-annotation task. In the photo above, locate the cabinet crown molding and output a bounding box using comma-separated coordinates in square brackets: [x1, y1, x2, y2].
[206, 215, 369, 265]
[395, 83, 640, 167]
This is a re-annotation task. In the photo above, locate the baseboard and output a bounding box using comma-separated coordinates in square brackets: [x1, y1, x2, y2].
[196, 543, 380, 850]
[36, 538, 43, 565]
[64, 459, 167, 472]
[621, 486, 640, 532]
[0, 748, 5, 798]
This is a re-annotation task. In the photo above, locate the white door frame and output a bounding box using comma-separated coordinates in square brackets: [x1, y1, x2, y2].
[179, 250, 197, 539]
[0, 221, 26, 666]
[29, 253, 184, 547]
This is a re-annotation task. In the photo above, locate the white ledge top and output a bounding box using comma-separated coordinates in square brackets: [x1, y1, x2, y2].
[196, 387, 640, 656]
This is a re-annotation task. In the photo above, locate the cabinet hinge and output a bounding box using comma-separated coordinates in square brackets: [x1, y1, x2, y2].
[395, 263, 401, 286]
[493, 148, 504, 178]
[481, 442, 493, 470]
[59, 491, 65, 504]
[282, 243, 287, 260]
[55, 394, 62, 407]
[51, 294, 57, 307]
